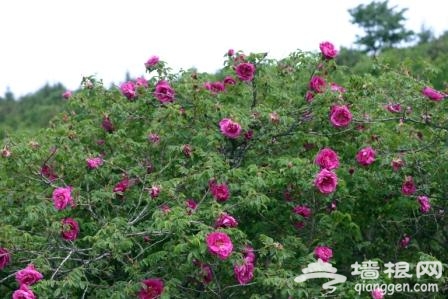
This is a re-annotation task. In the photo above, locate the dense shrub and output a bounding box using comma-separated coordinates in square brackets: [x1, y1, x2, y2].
[1, 44, 447, 298]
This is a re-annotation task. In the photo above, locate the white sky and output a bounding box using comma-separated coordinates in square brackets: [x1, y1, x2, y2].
[1, 0, 447, 98]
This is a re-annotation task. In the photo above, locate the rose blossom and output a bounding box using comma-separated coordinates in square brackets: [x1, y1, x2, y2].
[210, 182, 230, 202]
[210, 81, 225, 93]
[400, 235, 411, 248]
[329, 105, 352, 128]
[330, 82, 346, 93]
[150, 186, 160, 199]
[113, 177, 130, 193]
[391, 157, 404, 171]
[206, 232, 233, 260]
[319, 41, 338, 59]
[309, 75, 326, 93]
[153, 80, 175, 103]
[305, 90, 315, 102]
[12, 284, 36, 299]
[15, 264, 43, 286]
[136, 76, 149, 88]
[40, 164, 58, 182]
[185, 199, 198, 214]
[120, 81, 137, 100]
[102, 116, 115, 133]
[215, 212, 238, 228]
[314, 246, 333, 262]
[193, 260, 213, 284]
[0, 247, 11, 270]
[234, 262, 254, 285]
[315, 148, 340, 170]
[314, 169, 338, 194]
[293, 205, 312, 218]
[144, 55, 159, 69]
[148, 133, 160, 144]
[223, 76, 236, 85]
[235, 63, 256, 81]
[385, 103, 402, 113]
[52, 186, 74, 210]
[183, 144, 192, 158]
[422, 86, 445, 101]
[243, 246, 256, 264]
[61, 217, 79, 241]
[227, 49, 235, 56]
[138, 278, 164, 299]
[417, 195, 431, 213]
[401, 176, 416, 196]
[371, 288, 385, 299]
[62, 90, 72, 100]
[219, 118, 242, 139]
[86, 156, 103, 169]
[356, 147, 376, 166]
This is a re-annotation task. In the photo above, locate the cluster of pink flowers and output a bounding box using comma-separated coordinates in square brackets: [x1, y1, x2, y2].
[215, 212, 238, 228]
[314, 246, 333, 262]
[120, 81, 137, 100]
[206, 231, 233, 260]
[219, 118, 242, 139]
[319, 41, 338, 59]
[234, 246, 255, 285]
[12, 264, 43, 299]
[138, 278, 164, 299]
[210, 180, 230, 202]
[52, 186, 74, 210]
[417, 195, 431, 213]
[314, 169, 338, 194]
[153, 80, 175, 103]
[309, 75, 326, 93]
[315, 148, 340, 170]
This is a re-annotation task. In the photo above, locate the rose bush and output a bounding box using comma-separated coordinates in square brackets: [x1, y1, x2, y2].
[1, 43, 447, 298]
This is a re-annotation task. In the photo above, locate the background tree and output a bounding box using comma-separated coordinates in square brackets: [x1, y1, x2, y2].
[349, 0, 414, 54]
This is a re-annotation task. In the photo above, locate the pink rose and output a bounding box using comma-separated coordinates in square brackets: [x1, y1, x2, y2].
[401, 176, 416, 196]
[62, 90, 72, 100]
[417, 195, 431, 213]
[113, 177, 130, 193]
[153, 80, 175, 103]
[234, 262, 254, 285]
[422, 86, 445, 101]
[315, 148, 340, 170]
[102, 116, 115, 133]
[40, 164, 58, 182]
[400, 235, 411, 248]
[52, 186, 74, 210]
[330, 105, 352, 128]
[150, 186, 160, 199]
[210, 182, 230, 202]
[219, 118, 242, 139]
[61, 217, 79, 241]
[12, 284, 36, 299]
[391, 157, 404, 172]
[305, 90, 315, 103]
[183, 144, 192, 158]
[0, 247, 11, 270]
[223, 76, 236, 85]
[309, 75, 326, 93]
[148, 133, 160, 144]
[314, 246, 333, 262]
[319, 41, 338, 59]
[227, 49, 235, 56]
[293, 205, 312, 218]
[210, 81, 225, 93]
[193, 260, 213, 284]
[206, 232, 233, 260]
[314, 169, 338, 194]
[235, 63, 256, 81]
[138, 278, 164, 299]
[136, 76, 148, 88]
[15, 264, 43, 286]
[385, 103, 402, 113]
[243, 246, 256, 264]
[356, 147, 376, 166]
[330, 82, 346, 93]
[161, 204, 171, 214]
[371, 288, 385, 299]
[86, 156, 103, 169]
[185, 199, 198, 214]
[120, 81, 137, 100]
[144, 56, 159, 69]
[215, 212, 238, 228]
